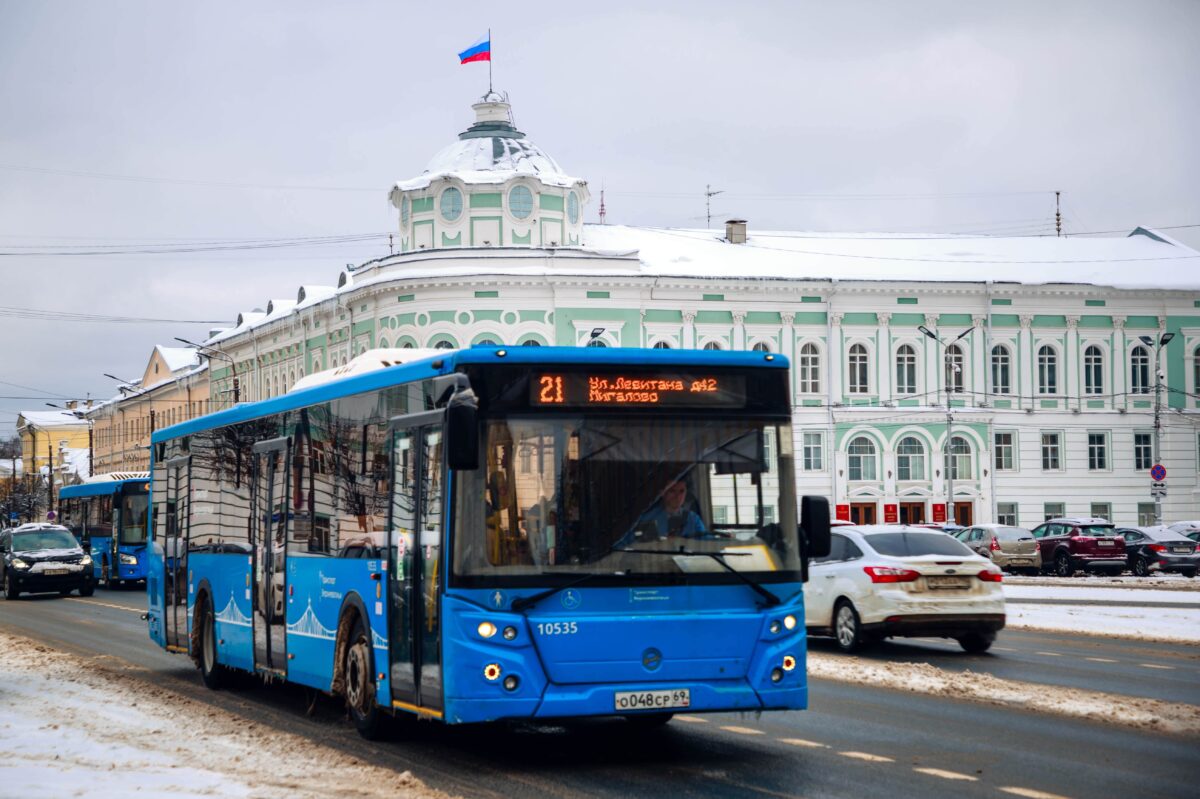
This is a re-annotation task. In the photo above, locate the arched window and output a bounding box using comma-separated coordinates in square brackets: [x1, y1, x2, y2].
[1194, 345, 1200, 399]
[847, 436, 877, 481]
[402, 342, 414, 349]
[508, 185, 533, 219]
[520, 339, 541, 347]
[991, 345, 1011, 395]
[1130, 345, 1150, 394]
[652, 340, 671, 349]
[896, 436, 926, 481]
[378, 337, 389, 349]
[895, 345, 917, 395]
[440, 187, 463, 222]
[586, 339, 607, 348]
[1037, 345, 1058, 394]
[944, 436, 972, 480]
[433, 340, 456, 350]
[1084, 345, 1104, 395]
[476, 338, 497, 346]
[751, 341, 771, 352]
[848, 344, 870, 394]
[702, 341, 723, 351]
[945, 343, 965, 394]
[798, 343, 821, 394]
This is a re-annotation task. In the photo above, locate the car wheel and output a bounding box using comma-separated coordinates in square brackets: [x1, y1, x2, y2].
[345, 616, 384, 739]
[1024, 568, 1041, 577]
[197, 596, 225, 690]
[833, 600, 864, 653]
[957, 632, 995, 654]
[3, 573, 18, 600]
[1133, 557, 1150, 577]
[625, 713, 674, 729]
[78, 582, 95, 597]
[1054, 551, 1074, 577]
[1183, 570, 1196, 579]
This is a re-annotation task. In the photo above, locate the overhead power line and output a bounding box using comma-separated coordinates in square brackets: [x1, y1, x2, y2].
[0, 163, 378, 193]
[0, 306, 226, 324]
[0, 232, 388, 257]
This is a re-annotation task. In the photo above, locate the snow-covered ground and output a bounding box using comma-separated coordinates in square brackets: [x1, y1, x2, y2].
[1005, 572, 1200, 591]
[0, 631, 447, 799]
[1001, 580, 1200, 643]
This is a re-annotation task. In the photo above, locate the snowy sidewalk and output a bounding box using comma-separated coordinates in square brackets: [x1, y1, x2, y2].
[1001, 582, 1200, 643]
[0, 631, 449, 799]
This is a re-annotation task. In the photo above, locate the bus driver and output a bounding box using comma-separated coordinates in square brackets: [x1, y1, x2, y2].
[619, 479, 707, 546]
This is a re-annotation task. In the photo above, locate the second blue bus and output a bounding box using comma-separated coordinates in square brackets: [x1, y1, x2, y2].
[59, 473, 151, 587]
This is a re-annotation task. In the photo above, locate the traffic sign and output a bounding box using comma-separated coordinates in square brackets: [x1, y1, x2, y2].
[1150, 464, 1167, 481]
[1151, 485, 1167, 498]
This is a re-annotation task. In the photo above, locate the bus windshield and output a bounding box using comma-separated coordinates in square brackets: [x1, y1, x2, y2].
[121, 492, 149, 545]
[453, 415, 800, 582]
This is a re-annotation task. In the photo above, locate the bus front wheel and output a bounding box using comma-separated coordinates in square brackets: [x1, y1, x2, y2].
[345, 616, 384, 740]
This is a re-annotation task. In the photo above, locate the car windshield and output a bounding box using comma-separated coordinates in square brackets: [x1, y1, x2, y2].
[13, 529, 78, 551]
[453, 415, 800, 581]
[994, 527, 1033, 541]
[1078, 525, 1118, 536]
[864, 532, 975, 557]
[120, 492, 149, 544]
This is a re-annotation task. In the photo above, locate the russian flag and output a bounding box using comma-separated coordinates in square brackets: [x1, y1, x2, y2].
[458, 34, 491, 64]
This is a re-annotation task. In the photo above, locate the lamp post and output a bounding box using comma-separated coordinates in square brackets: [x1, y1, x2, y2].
[919, 325, 975, 526]
[1138, 332, 1175, 525]
[175, 337, 239, 406]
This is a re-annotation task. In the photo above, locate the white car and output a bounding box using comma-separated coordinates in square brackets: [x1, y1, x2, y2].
[803, 524, 1006, 653]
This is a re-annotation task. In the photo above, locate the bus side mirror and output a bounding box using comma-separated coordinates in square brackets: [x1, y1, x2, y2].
[800, 495, 831, 559]
[446, 388, 479, 471]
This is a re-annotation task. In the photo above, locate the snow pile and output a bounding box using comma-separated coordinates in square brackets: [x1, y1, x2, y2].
[0, 632, 448, 799]
[1001, 581, 1200, 642]
[807, 653, 1200, 737]
[1005, 573, 1200, 591]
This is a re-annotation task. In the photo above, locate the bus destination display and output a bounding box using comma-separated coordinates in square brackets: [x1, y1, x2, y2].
[532, 372, 746, 407]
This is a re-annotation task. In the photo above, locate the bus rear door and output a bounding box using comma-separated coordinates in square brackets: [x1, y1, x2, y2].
[251, 437, 290, 677]
[162, 456, 191, 652]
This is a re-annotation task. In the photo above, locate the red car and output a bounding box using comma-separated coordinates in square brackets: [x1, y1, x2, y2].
[1030, 517, 1126, 576]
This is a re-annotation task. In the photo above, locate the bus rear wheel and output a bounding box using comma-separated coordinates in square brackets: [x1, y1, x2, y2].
[345, 616, 384, 740]
[197, 597, 225, 690]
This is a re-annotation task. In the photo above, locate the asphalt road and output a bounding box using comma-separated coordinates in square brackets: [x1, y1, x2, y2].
[2, 588, 1197, 799]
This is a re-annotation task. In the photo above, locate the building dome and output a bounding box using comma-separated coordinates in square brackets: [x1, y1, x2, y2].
[389, 94, 589, 252]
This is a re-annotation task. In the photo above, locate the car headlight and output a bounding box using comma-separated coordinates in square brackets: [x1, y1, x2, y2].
[11, 558, 30, 570]
[81, 554, 93, 566]
[119, 553, 138, 565]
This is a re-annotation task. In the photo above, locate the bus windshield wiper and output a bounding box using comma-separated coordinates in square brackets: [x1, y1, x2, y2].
[614, 547, 781, 607]
[511, 571, 602, 612]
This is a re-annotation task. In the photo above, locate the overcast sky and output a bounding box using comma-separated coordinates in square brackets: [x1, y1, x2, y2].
[1, 0, 1197, 435]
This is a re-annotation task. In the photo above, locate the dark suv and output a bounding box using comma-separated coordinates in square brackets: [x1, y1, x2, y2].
[1, 524, 95, 599]
[1031, 517, 1126, 576]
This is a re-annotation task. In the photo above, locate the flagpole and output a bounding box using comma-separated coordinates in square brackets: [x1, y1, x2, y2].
[488, 28, 493, 95]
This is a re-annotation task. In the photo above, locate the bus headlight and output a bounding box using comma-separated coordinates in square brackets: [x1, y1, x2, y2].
[783, 615, 797, 630]
[769, 620, 782, 634]
[11, 558, 30, 570]
[502, 626, 517, 641]
[119, 553, 138, 566]
[477, 621, 497, 639]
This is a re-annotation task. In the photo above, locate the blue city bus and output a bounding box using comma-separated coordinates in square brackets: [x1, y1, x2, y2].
[146, 347, 830, 737]
[59, 473, 151, 587]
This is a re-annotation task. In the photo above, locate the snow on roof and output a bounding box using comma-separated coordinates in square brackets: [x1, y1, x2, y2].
[16, 410, 89, 428]
[154, 345, 201, 373]
[61, 448, 91, 480]
[297, 285, 336, 310]
[393, 136, 582, 192]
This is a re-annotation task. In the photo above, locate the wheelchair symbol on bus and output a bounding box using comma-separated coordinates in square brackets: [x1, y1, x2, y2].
[561, 589, 581, 610]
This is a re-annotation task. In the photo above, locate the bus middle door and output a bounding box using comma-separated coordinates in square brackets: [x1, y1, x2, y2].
[388, 413, 445, 716]
[252, 437, 290, 677]
[162, 456, 191, 653]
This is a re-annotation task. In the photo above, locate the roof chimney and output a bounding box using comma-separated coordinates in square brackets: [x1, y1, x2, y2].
[66, 400, 78, 410]
[725, 219, 747, 244]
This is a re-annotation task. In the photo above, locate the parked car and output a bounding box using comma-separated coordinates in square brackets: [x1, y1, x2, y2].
[804, 525, 1005, 654]
[1167, 520, 1200, 535]
[1117, 526, 1198, 578]
[957, 525, 1042, 574]
[1030, 517, 1126, 576]
[1, 523, 95, 599]
[1186, 531, 1200, 544]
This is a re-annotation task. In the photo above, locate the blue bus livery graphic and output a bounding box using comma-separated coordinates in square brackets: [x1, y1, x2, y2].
[145, 346, 830, 736]
[59, 473, 151, 587]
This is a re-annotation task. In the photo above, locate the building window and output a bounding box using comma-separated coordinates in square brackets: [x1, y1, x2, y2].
[1087, 432, 1108, 470]
[652, 340, 671, 349]
[518, 447, 531, 473]
[1193, 345, 1200, 401]
[1130, 345, 1151, 394]
[1044, 502, 1065, 521]
[798, 343, 821, 394]
[713, 506, 728, 524]
[702, 341, 723, 351]
[994, 432, 1015, 471]
[567, 191, 580, 224]
[1037, 345, 1058, 394]
[991, 345, 1011, 395]
[895, 436, 926, 481]
[1041, 432, 1061, 470]
[1090, 502, 1111, 521]
[433, 340, 456, 350]
[1137, 503, 1156, 526]
[586, 339, 607, 348]
[802, 432, 824, 471]
[1084, 345, 1104, 395]
[847, 436, 877, 481]
[519, 338, 541, 347]
[848, 344, 870, 394]
[1134, 433, 1153, 471]
[895, 345, 917, 395]
[996, 502, 1018, 526]
[439, 187, 463, 222]
[508, 185, 533, 219]
[751, 341, 771, 352]
[945, 343, 965, 394]
[944, 435, 972, 480]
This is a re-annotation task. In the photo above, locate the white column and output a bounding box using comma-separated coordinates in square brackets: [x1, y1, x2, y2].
[1065, 315, 1080, 409]
[830, 312, 844, 402]
[782, 312, 796, 399]
[683, 311, 696, 349]
[972, 314, 988, 405]
[877, 312, 892, 402]
[1019, 315, 1035, 410]
[733, 311, 746, 350]
[1113, 316, 1127, 411]
[924, 314, 939, 405]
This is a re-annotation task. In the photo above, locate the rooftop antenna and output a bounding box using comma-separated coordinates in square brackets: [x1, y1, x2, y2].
[705, 184, 724, 229]
[388, 233, 394, 255]
[1055, 190, 1062, 238]
[599, 181, 607, 225]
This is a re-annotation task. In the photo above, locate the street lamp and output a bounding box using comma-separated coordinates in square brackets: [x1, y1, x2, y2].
[919, 325, 975, 526]
[175, 336, 239, 405]
[1138, 332, 1175, 524]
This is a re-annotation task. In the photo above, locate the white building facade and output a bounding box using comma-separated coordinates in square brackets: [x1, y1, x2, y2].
[199, 96, 1200, 529]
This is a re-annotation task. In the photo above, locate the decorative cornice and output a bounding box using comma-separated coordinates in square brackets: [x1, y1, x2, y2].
[830, 312, 845, 326]
[781, 312, 795, 326]
[1113, 316, 1127, 330]
[876, 312, 892, 327]
[1019, 314, 1035, 329]
[732, 311, 746, 325]
[1065, 315, 1080, 330]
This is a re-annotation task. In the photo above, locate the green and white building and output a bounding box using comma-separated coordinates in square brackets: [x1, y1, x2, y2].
[203, 95, 1200, 528]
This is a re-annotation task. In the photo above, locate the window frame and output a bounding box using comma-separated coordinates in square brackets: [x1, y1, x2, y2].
[1037, 344, 1059, 395]
[847, 343, 870, 395]
[1041, 431, 1062, 471]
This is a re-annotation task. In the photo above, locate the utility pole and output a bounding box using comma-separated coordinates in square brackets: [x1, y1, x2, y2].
[920, 324, 975, 526]
[1141, 332, 1175, 525]
[1055, 190, 1062, 237]
[705, 184, 724, 229]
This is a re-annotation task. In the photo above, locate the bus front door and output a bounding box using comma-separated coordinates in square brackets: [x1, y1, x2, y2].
[162, 456, 191, 653]
[388, 419, 445, 715]
[252, 438, 290, 677]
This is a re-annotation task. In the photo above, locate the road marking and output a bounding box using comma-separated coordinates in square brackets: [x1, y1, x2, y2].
[720, 725, 765, 736]
[64, 598, 143, 614]
[913, 767, 978, 782]
[1034, 651, 1062, 657]
[839, 751, 894, 763]
[1085, 657, 1118, 663]
[1139, 663, 1175, 670]
[675, 716, 708, 724]
[779, 738, 828, 749]
[999, 787, 1073, 799]
[992, 646, 1017, 652]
